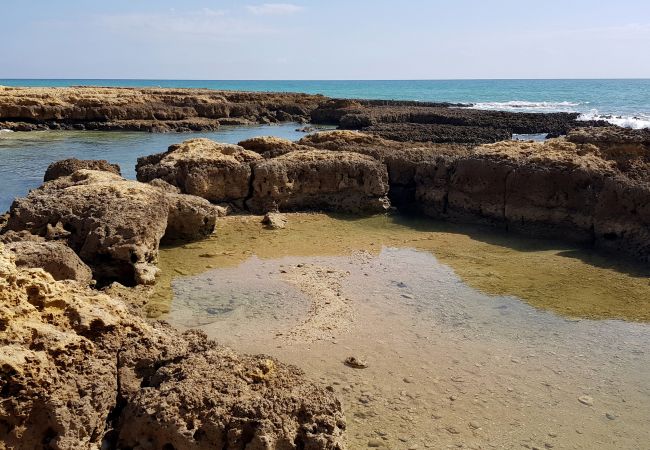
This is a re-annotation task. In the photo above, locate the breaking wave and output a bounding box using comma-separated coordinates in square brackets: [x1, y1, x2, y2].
[577, 110, 650, 130]
[470, 101, 582, 112]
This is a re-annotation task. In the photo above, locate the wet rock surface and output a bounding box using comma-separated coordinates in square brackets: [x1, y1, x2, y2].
[0, 243, 346, 450]
[3, 170, 220, 285]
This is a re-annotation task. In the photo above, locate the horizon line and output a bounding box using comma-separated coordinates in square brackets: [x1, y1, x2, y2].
[2, 77, 650, 82]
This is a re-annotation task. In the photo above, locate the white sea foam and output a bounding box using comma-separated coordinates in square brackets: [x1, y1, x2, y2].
[470, 101, 581, 112]
[578, 110, 650, 130]
[0, 129, 14, 133]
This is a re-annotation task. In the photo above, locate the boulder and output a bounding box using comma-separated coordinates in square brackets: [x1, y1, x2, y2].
[248, 149, 390, 214]
[2, 235, 93, 284]
[44, 158, 121, 181]
[0, 244, 346, 450]
[4, 170, 219, 286]
[136, 138, 262, 206]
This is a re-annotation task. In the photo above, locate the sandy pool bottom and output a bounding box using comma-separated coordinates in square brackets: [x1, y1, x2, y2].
[154, 214, 650, 450]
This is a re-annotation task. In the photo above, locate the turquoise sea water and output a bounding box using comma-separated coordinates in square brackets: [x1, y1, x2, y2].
[0, 123, 309, 212]
[2, 79, 650, 128]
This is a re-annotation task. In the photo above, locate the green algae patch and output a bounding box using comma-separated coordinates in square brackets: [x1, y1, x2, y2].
[150, 213, 650, 322]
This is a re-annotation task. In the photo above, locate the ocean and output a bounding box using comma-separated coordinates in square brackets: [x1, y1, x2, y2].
[2, 78, 650, 129]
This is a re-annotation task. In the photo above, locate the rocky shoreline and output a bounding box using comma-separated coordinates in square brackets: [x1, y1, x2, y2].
[0, 86, 608, 142]
[1, 87, 649, 449]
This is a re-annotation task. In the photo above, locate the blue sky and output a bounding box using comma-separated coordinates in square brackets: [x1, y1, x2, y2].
[2, 0, 649, 79]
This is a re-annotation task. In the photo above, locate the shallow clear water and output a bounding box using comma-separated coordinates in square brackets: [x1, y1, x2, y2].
[163, 220, 650, 449]
[2, 78, 649, 126]
[0, 123, 308, 211]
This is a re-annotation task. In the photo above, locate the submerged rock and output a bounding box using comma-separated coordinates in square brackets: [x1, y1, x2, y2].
[0, 243, 346, 449]
[4, 169, 219, 286]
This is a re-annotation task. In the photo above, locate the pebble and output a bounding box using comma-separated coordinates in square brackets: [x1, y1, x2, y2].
[605, 412, 617, 420]
[469, 421, 481, 429]
[367, 439, 382, 447]
[345, 356, 368, 369]
[578, 395, 594, 406]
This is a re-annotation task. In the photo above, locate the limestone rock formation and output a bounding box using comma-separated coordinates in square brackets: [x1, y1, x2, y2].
[0, 86, 323, 132]
[4, 170, 219, 285]
[248, 149, 390, 214]
[299, 130, 469, 206]
[414, 138, 650, 260]
[136, 138, 262, 207]
[44, 158, 121, 182]
[0, 233, 93, 284]
[0, 244, 346, 450]
[238, 135, 314, 158]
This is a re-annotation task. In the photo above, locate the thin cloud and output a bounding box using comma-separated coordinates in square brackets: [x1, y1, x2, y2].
[246, 3, 304, 15]
[99, 9, 277, 39]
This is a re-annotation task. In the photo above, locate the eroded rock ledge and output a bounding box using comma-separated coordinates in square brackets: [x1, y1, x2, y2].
[0, 86, 605, 143]
[0, 244, 346, 449]
[133, 128, 649, 262]
[136, 138, 390, 214]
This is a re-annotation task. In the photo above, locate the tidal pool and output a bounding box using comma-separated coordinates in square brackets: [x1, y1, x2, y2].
[153, 213, 650, 322]
[154, 214, 650, 449]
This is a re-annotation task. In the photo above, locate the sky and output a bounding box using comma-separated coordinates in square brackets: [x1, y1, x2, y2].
[1, 0, 649, 79]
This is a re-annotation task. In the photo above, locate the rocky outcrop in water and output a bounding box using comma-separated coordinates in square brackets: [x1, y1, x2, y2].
[296, 129, 650, 261]
[0, 86, 323, 132]
[44, 158, 121, 181]
[0, 86, 606, 142]
[136, 139, 262, 208]
[3, 170, 220, 285]
[310, 99, 609, 143]
[137, 137, 391, 214]
[0, 243, 346, 449]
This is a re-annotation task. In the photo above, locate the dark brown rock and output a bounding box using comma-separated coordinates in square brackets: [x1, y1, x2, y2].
[44, 158, 121, 181]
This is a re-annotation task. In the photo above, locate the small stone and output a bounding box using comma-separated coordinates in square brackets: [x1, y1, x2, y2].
[578, 395, 594, 406]
[344, 356, 368, 369]
[469, 421, 481, 429]
[367, 439, 382, 447]
[605, 412, 617, 420]
[445, 426, 460, 435]
[261, 212, 287, 229]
